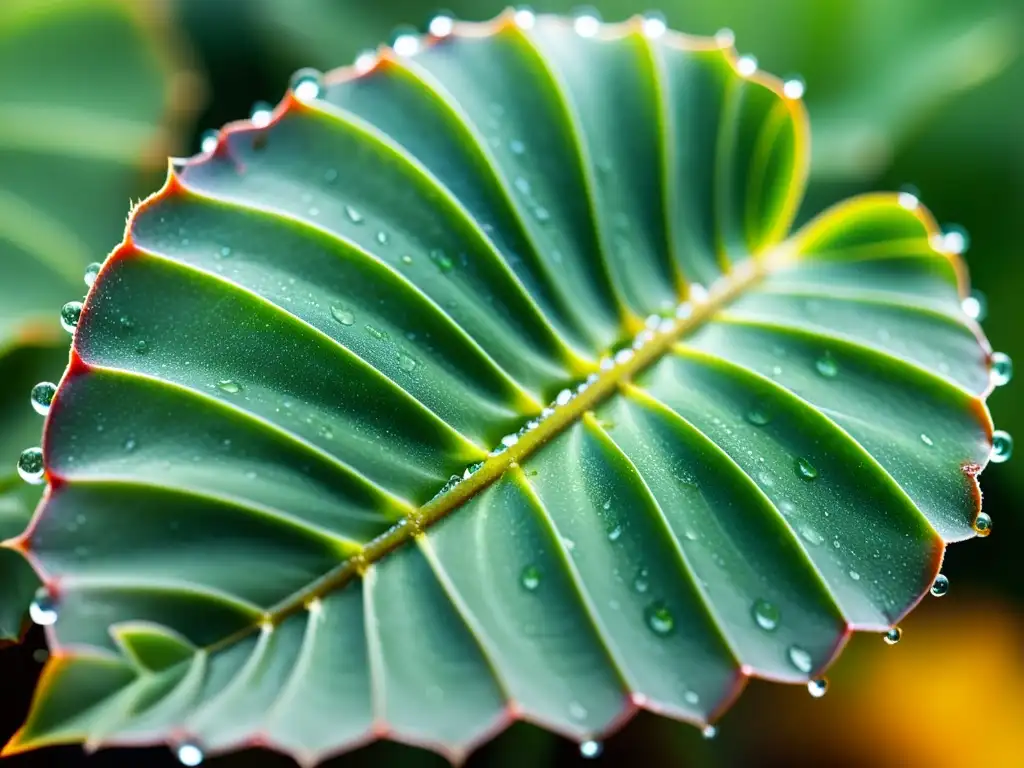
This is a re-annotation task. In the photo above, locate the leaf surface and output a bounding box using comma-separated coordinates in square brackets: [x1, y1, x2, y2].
[5, 14, 996, 763]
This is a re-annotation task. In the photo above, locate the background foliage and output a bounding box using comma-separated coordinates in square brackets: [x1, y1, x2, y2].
[0, 0, 1021, 766]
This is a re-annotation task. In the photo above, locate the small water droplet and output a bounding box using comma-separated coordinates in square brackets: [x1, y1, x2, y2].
[331, 304, 355, 326]
[568, 700, 588, 720]
[939, 225, 969, 255]
[633, 567, 650, 594]
[176, 742, 204, 766]
[973, 511, 992, 537]
[815, 353, 838, 378]
[884, 627, 902, 645]
[930, 573, 949, 597]
[344, 205, 364, 224]
[849, 570, 861, 581]
[606, 523, 622, 542]
[751, 599, 780, 631]
[788, 645, 813, 673]
[702, 725, 718, 739]
[398, 353, 417, 373]
[509, 139, 526, 155]
[794, 457, 818, 481]
[216, 380, 242, 395]
[17, 447, 44, 484]
[393, 31, 420, 57]
[579, 741, 602, 759]
[573, 10, 601, 37]
[642, 12, 667, 38]
[991, 430, 1013, 463]
[897, 185, 920, 210]
[429, 14, 455, 37]
[60, 301, 83, 333]
[83, 262, 101, 287]
[745, 398, 772, 426]
[644, 601, 675, 636]
[514, 7, 536, 29]
[920, 433, 933, 447]
[961, 290, 987, 321]
[990, 352, 1012, 387]
[684, 690, 700, 705]
[807, 678, 828, 698]
[200, 130, 218, 154]
[799, 525, 822, 545]
[30, 382, 57, 416]
[736, 54, 758, 77]
[290, 67, 323, 102]
[783, 77, 806, 99]
[134, 339, 149, 355]
[29, 587, 57, 626]
[520, 565, 541, 592]
[365, 325, 390, 342]
[124, 437, 137, 452]
[250, 100, 273, 128]
[429, 249, 454, 272]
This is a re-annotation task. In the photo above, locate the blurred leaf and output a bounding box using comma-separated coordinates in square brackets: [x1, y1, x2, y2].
[0, 0, 200, 641]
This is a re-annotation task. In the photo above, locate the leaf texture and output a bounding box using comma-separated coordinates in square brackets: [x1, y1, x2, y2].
[5, 12, 996, 764]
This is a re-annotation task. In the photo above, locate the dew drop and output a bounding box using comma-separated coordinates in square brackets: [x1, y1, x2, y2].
[290, 67, 323, 102]
[393, 30, 420, 57]
[399, 353, 417, 373]
[429, 14, 455, 38]
[884, 627, 902, 645]
[135, 339, 149, 355]
[429, 249, 454, 272]
[580, 741, 602, 759]
[783, 77, 805, 99]
[751, 598, 780, 631]
[684, 690, 700, 705]
[344, 205, 364, 224]
[331, 304, 355, 326]
[897, 185, 920, 210]
[644, 601, 675, 636]
[509, 138, 526, 155]
[794, 457, 818, 481]
[514, 7, 536, 29]
[632, 567, 650, 594]
[60, 301, 83, 333]
[250, 100, 273, 128]
[354, 50, 377, 74]
[807, 678, 828, 698]
[573, 9, 601, 37]
[199, 130, 218, 154]
[961, 290, 987, 321]
[702, 725, 718, 739]
[606, 523, 622, 542]
[990, 352, 1012, 387]
[83, 262, 102, 287]
[940, 225, 969, 255]
[991, 430, 1013, 463]
[849, 570, 861, 581]
[745, 399, 772, 426]
[799, 526, 823, 546]
[815, 353, 838, 378]
[17, 447, 44, 485]
[973, 512, 992, 537]
[216, 380, 242, 395]
[920, 433, 933, 447]
[520, 565, 541, 592]
[736, 55, 758, 77]
[30, 382, 57, 416]
[642, 12, 667, 39]
[375, 230, 389, 246]
[176, 742, 204, 766]
[29, 587, 57, 626]
[568, 700, 588, 720]
[365, 324, 389, 342]
[930, 573, 949, 597]
[788, 645, 813, 674]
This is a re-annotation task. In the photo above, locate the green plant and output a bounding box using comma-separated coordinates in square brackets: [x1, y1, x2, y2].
[0, 0, 198, 642]
[3, 10, 1009, 765]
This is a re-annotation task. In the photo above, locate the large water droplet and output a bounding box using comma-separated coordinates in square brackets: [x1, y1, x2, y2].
[884, 627, 902, 645]
[289, 67, 323, 102]
[991, 430, 1013, 463]
[17, 447, 44, 485]
[644, 601, 675, 636]
[83, 262, 101, 287]
[60, 301, 83, 333]
[29, 587, 57, 626]
[520, 565, 541, 592]
[751, 599, 780, 631]
[930, 573, 949, 597]
[216, 380, 242, 395]
[788, 645, 813, 673]
[331, 304, 355, 326]
[973, 512, 992, 537]
[794, 457, 818, 481]
[176, 743, 204, 766]
[30, 382, 57, 416]
[815, 353, 838, 378]
[579, 741, 602, 759]
[807, 678, 828, 698]
[961, 290, 987, 321]
[990, 352, 1012, 387]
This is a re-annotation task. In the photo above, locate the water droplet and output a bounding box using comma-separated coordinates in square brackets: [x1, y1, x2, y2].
[930, 573, 949, 597]
[849, 570, 861, 581]
[633, 567, 650, 594]
[509, 139, 526, 155]
[354, 50, 377, 73]
[555, 388, 573, 407]
[344, 205, 364, 224]
[736, 55, 758, 77]
[83, 262, 101, 287]
[815, 353, 838, 378]
[884, 627, 902, 645]
[920, 433, 934, 447]
[520, 565, 541, 592]
[331, 304, 355, 326]
[991, 430, 1013, 463]
[580, 741, 602, 759]
[702, 725, 717, 739]
[429, 249, 454, 272]
[375, 231, 389, 246]
[799, 525, 823, 545]
[250, 100, 273, 128]
[939, 225, 969, 255]
[124, 437, 137, 452]
[429, 14, 455, 37]
[961, 290, 987, 321]
[60, 301, 83, 333]
[400, 254, 413, 265]
[290, 67, 323, 101]
[898, 185, 920, 210]
[642, 12, 667, 38]
[807, 678, 828, 698]
[684, 690, 700, 705]
[751, 599, 780, 631]
[399, 353, 417, 373]
[645, 601, 675, 636]
[17, 447, 44, 485]
[606, 523, 622, 542]
[393, 31, 420, 57]
[135, 339, 149, 355]
[990, 352, 1012, 387]
[29, 587, 57, 625]
[745, 398, 772, 426]
[783, 77, 805, 99]
[794, 457, 818, 481]
[788, 645, 813, 674]
[973, 511, 992, 537]
[200, 130, 218, 154]
[514, 7, 536, 29]
[365, 325, 389, 342]
[176, 743, 204, 766]
[216, 380, 242, 395]
[568, 700, 588, 720]
[573, 10, 601, 37]
[30, 382, 57, 416]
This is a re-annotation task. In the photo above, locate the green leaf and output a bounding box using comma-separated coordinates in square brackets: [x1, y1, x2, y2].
[6, 13, 997, 763]
[0, 0, 198, 641]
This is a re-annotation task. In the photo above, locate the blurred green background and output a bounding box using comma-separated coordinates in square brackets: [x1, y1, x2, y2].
[1, 0, 1022, 766]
